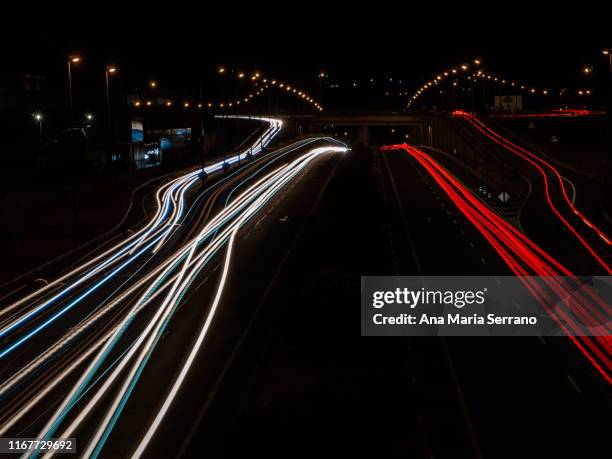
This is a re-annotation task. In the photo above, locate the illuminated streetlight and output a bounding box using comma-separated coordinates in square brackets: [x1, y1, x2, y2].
[218, 66, 226, 74]
[67, 55, 81, 125]
[149, 80, 158, 88]
[602, 50, 612, 109]
[33, 112, 43, 144]
[105, 66, 118, 137]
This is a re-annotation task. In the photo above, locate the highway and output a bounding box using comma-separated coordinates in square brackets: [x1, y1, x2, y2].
[173, 144, 611, 458]
[376, 145, 611, 457]
[0, 117, 347, 457]
[0, 113, 609, 458]
[452, 111, 611, 276]
[382, 144, 611, 382]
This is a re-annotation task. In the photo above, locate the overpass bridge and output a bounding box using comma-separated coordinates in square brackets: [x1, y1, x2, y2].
[291, 111, 433, 146]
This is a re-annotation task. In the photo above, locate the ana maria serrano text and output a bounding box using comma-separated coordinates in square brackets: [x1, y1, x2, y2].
[371, 288, 538, 326]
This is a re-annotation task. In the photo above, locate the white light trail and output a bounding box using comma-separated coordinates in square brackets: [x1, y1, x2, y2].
[0, 117, 283, 359]
[36, 145, 345, 457]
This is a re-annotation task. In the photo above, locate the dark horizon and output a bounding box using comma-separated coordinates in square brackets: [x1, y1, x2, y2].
[5, 11, 610, 93]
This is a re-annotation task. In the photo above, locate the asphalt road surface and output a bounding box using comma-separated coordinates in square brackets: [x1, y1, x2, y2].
[0, 124, 609, 458]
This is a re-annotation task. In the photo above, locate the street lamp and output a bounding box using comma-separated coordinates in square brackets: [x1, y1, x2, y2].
[603, 49, 612, 76]
[318, 70, 328, 101]
[33, 112, 43, 144]
[105, 66, 118, 139]
[603, 49, 612, 115]
[67, 56, 81, 126]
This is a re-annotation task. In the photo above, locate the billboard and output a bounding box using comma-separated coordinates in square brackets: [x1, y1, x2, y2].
[131, 119, 144, 142]
[494, 95, 523, 112]
[133, 142, 162, 169]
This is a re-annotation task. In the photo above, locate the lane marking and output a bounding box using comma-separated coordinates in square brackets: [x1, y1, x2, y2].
[566, 374, 581, 393]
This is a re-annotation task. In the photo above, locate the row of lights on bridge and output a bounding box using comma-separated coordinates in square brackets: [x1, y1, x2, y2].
[408, 50, 611, 109]
[216, 66, 323, 111]
[131, 68, 324, 112]
[407, 59, 482, 108]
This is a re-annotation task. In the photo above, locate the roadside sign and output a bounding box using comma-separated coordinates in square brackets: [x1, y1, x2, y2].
[498, 191, 511, 203]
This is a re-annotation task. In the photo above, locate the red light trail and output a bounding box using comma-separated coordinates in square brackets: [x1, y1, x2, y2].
[452, 110, 611, 274]
[381, 143, 612, 384]
[490, 109, 606, 119]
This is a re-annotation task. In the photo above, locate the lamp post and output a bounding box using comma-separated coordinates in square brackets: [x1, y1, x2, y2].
[603, 49, 612, 184]
[33, 112, 43, 145]
[105, 66, 117, 139]
[218, 66, 227, 102]
[236, 71, 245, 135]
[603, 49, 612, 104]
[318, 70, 326, 102]
[67, 56, 80, 126]
[469, 60, 481, 113]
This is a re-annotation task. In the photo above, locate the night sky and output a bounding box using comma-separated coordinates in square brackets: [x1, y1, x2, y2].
[4, 6, 610, 99]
